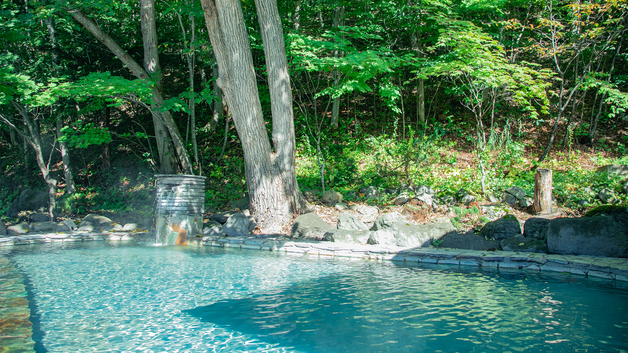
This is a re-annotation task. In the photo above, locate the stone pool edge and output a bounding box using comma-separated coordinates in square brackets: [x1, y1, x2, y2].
[1, 231, 627, 282]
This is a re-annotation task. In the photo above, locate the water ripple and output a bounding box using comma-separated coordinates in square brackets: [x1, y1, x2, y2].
[5, 243, 628, 352]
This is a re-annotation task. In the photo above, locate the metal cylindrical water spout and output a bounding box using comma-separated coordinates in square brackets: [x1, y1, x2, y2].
[155, 174, 206, 245]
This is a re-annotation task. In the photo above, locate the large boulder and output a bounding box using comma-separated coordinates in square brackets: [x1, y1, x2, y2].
[505, 186, 526, 200]
[435, 233, 500, 251]
[7, 222, 30, 235]
[291, 213, 333, 240]
[0, 222, 6, 236]
[209, 211, 237, 224]
[371, 212, 406, 231]
[547, 208, 628, 257]
[29, 222, 61, 233]
[360, 186, 380, 200]
[321, 190, 343, 206]
[7, 189, 49, 217]
[29, 213, 51, 222]
[368, 215, 456, 248]
[523, 218, 551, 240]
[500, 235, 547, 253]
[479, 215, 521, 241]
[337, 213, 369, 231]
[203, 220, 224, 236]
[223, 212, 256, 237]
[323, 229, 371, 244]
[350, 204, 379, 223]
[78, 214, 114, 232]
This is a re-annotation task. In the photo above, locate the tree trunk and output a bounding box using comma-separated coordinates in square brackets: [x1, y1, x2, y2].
[5, 102, 57, 220]
[56, 115, 76, 193]
[67, 6, 192, 174]
[46, 15, 75, 194]
[140, 0, 179, 174]
[330, 6, 345, 128]
[200, 0, 306, 232]
[533, 169, 553, 214]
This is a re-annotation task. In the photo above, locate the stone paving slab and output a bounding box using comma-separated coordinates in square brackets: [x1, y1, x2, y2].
[194, 235, 628, 282]
[1, 231, 627, 283]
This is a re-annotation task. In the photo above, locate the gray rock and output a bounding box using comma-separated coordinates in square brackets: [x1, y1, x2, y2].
[337, 213, 369, 231]
[479, 216, 522, 241]
[503, 194, 518, 205]
[203, 220, 224, 236]
[30, 222, 59, 233]
[223, 212, 256, 237]
[334, 203, 349, 210]
[8, 189, 49, 217]
[368, 222, 454, 248]
[360, 186, 380, 200]
[231, 196, 250, 211]
[500, 235, 547, 253]
[350, 204, 379, 223]
[321, 189, 343, 206]
[440, 195, 454, 206]
[505, 186, 526, 200]
[597, 189, 616, 204]
[371, 212, 406, 231]
[455, 188, 471, 202]
[488, 194, 500, 203]
[415, 185, 434, 195]
[63, 219, 77, 231]
[122, 223, 140, 232]
[519, 197, 534, 208]
[523, 218, 550, 240]
[435, 232, 500, 251]
[384, 188, 398, 195]
[394, 193, 409, 206]
[414, 193, 435, 207]
[30, 213, 51, 222]
[210, 211, 236, 224]
[481, 205, 508, 220]
[596, 164, 628, 175]
[0, 222, 6, 236]
[7, 222, 30, 235]
[291, 212, 333, 240]
[78, 214, 113, 232]
[461, 194, 476, 205]
[302, 190, 319, 202]
[547, 215, 628, 257]
[323, 229, 371, 244]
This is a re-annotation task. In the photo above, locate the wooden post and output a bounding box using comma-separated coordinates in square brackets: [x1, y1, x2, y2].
[534, 168, 552, 214]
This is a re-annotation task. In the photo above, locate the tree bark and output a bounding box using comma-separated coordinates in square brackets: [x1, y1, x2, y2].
[3, 102, 58, 220]
[46, 15, 75, 194]
[200, 0, 306, 232]
[533, 169, 553, 214]
[330, 6, 345, 128]
[67, 6, 192, 174]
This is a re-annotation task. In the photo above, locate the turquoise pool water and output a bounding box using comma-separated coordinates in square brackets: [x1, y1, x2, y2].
[4, 242, 628, 352]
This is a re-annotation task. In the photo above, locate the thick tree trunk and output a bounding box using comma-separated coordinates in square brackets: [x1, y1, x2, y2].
[67, 7, 191, 174]
[200, 0, 306, 232]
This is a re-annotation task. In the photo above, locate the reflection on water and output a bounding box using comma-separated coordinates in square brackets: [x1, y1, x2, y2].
[4, 243, 628, 352]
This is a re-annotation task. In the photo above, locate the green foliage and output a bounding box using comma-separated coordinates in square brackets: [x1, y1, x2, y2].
[59, 122, 111, 148]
